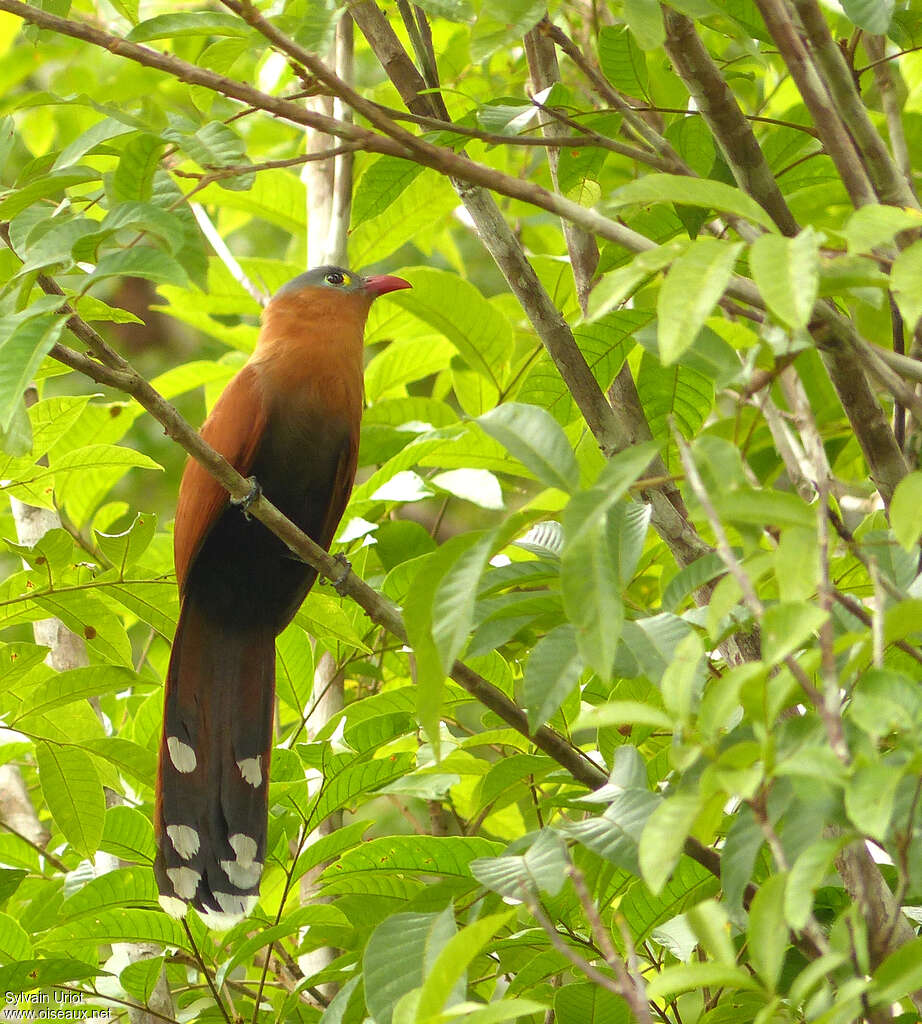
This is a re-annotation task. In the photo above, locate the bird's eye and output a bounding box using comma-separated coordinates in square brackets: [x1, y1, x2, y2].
[325, 271, 346, 286]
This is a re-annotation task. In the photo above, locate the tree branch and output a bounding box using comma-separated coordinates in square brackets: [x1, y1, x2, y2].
[661, 7, 799, 237]
[752, 0, 878, 207]
[865, 35, 912, 186]
[524, 22, 599, 314]
[791, 0, 919, 209]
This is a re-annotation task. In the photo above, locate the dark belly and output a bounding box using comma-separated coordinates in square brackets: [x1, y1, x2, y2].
[184, 407, 354, 633]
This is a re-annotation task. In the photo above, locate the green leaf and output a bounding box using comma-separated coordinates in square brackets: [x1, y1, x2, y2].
[168, 120, 252, 190]
[870, 935, 922, 1006]
[470, 829, 568, 899]
[0, 868, 26, 905]
[0, 310, 66, 433]
[840, 0, 893, 34]
[75, 202, 186, 262]
[110, 134, 164, 203]
[524, 624, 584, 731]
[195, 170, 306, 234]
[561, 788, 660, 874]
[711, 487, 815, 530]
[558, 452, 652, 682]
[318, 976, 363, 1024]
[1, 401, 32, 458]
[14, 665, 139, 722]
[761, 601, 828, 665]
[432, 530, 496, 672]
[83, 247, 189, 288]
[322, 836, 501, 888]
[352, 156, 426, 227]
[275, 622, 315, 713]
[36, 741, 106, 858]
[555, 983, 630, 1024]
[127, 12, 252, 39]
[573, 701, 673, 732]
[57, 866, 157, 922]
[413, 0, 474, 19]
[350, 173, 457, 266]
[73, 295, 144, 325]
[41, 908, 190, 952]
[686, 899, 736, 965]
[722, 806, 764, 914]
[845, 756, 900, 841]
[0, 960, 101, 994]
[785, 836, 848, 930]
[85, 736, 156, 786]
[292, 820, 369, 884]
[477, 753, 555, 812]
[94, 511, 156, 570]
[305, 753, 416, 826]
[588, 243, 687, 322]
[32, 590, 133, 666]
[478, 404, 580, 493]
[390, 268, 513, 387]
[296, 592, 372, 653]
[613, 174, 777, 230]
[415, 912, 514, 1021]
[120, 956, 166, 1005]
[404, 537, 482, 753]
[661, 632, 705, 723]
[658, 239, 744, 363]
[0, 168, 100, 221]
[0, 911, 31, 962]
[747, 872, 788, 989]
[598, 25, 648, 98]
[435, 1001, 551, 1024]
[636, 353, 714, 471]
[639, 793, 701, 894]
[646, 962, 761, 1000]
[890, 470, 922, 550]
[364, 911, 454, 1024]
[471, 0, 545, 60]
[624, 0, 665, 49]
[749, 227, 820, 329]
[100, 805, 156, 864]
[843, 204, 922, 254]
[892, 239, 922, 333]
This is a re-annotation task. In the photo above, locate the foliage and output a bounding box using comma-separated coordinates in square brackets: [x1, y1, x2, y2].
[0, 0, 921, 1022]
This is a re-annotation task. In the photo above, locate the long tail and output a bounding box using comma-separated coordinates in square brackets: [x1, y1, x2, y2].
[154, 595, 275, 929]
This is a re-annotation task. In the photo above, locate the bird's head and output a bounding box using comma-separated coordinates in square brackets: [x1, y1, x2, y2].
[273, 265, 411, 304]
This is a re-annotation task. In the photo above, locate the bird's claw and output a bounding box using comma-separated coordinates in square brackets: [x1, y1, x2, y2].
[231, 477, 261, 521]
[331, 552, 351, 595]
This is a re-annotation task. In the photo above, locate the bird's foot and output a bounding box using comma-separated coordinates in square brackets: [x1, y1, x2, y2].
[331, 552, 351, 595]
[231, 477, 261, 521]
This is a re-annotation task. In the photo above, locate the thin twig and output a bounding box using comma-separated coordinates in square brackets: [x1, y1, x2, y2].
[526, 897, 626, 1000]
[190, 203, 268, 306]
[567, 864, 654, 1024]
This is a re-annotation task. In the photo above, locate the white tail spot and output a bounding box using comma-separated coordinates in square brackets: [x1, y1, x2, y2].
[237, 756, 262, 787]
[158, 894, 188, 919]
[167, 824, 200, 859]
[199, 905, 246, 931]
[220, 858, 262, 889]
[166, 866, 201, 899]
[229, 833, 258, 865]
[222, 832, 261, 888]
[216, 891, 258, 919]
[167, 737, 197, 773]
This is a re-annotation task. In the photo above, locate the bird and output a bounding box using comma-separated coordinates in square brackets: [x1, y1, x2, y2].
[154, 266, 411, 929]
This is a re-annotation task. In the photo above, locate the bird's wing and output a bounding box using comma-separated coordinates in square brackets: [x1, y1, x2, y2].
[316, 426, 359, 551]
[173, 363, 267, 592]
